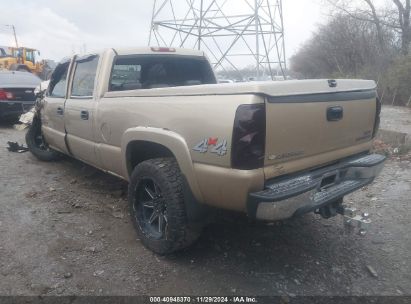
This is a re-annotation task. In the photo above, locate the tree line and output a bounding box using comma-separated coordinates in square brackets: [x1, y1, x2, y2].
[291, 0, 411, 107]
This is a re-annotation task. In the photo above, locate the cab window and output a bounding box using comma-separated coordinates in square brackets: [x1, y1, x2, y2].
[48, 62, 70, 98]
[12, 49, 23, 59]
[109, 55, 216, 91]
[110, 63, 142, 91]
[25, 50, 35, 63]
[71, 55, 99, 98]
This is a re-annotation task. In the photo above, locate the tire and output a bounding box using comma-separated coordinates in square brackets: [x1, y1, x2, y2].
[128, 158, 202, 255]
[26, 117, 62, 162]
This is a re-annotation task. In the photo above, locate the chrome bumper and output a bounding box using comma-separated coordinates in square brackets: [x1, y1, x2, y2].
[248, 154, 386, 221]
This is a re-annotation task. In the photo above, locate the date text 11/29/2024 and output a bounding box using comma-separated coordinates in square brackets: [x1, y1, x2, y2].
[149, 297, 258, 303]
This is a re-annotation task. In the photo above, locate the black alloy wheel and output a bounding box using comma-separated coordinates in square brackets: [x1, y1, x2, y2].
[128, 158, 203, 255]
[135, 178, 168, 240]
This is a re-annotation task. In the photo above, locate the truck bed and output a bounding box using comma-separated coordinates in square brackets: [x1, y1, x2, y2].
[104, 79, 378, 182]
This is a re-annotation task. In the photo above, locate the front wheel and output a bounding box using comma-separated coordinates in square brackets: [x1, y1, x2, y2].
[26, 117, 62, 162]
[128, 158, 202, 255]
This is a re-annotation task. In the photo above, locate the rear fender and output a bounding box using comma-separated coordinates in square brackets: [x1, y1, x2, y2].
[121, 127, 204, 203]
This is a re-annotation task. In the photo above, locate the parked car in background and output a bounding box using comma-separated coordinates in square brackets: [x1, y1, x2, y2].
[0, 71, 41, 121]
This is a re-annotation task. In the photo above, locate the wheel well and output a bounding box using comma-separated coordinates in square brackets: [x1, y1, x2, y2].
[126, 141, 174, 176]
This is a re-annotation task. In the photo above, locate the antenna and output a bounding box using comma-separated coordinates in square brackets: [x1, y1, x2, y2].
[149, 0, 287, 80]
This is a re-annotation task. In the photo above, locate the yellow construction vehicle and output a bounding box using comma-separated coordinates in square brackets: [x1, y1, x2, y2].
[0, 47, 54, 80]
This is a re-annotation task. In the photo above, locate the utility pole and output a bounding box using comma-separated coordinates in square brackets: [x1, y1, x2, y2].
[5, 24, 19, 48]
[12, 25, 18, 48]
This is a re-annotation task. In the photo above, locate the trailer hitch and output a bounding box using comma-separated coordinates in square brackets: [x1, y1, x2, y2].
[338, 207, 371, 236]
[315, 199, 371, 236]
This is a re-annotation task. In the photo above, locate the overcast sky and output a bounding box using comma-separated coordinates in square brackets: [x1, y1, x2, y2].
[0, 0, 325, 63]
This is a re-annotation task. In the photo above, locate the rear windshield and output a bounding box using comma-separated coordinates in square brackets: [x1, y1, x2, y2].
[109, 55, 217, 91]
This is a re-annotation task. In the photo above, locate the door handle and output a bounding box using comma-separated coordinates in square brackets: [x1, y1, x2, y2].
[327, 106, 343, 121]
[80, 110, 89, 120]
[56, 107, 64, 115]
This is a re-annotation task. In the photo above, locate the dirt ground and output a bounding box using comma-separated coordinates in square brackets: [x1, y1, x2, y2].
[0, 123, 410, 297]
[381, 106, 411, 135]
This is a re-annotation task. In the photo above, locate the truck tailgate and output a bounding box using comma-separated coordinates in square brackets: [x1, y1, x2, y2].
[265, 90, 377, 168]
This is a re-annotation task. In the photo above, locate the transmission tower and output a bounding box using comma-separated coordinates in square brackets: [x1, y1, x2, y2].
[149, 0, 286, 80]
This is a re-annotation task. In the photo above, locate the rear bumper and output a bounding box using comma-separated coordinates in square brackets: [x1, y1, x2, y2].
[247, 154, 386, 221]
[0, 101, 34, 118]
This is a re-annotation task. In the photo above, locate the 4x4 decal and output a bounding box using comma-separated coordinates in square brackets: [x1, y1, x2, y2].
[193, 138, 228, 156]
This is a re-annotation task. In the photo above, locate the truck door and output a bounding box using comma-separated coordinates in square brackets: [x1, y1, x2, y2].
[41, 59, 71, 154]
[64, 54, 100, 166]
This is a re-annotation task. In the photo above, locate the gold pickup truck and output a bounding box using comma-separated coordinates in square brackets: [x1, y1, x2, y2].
[26, 47, 385, 254]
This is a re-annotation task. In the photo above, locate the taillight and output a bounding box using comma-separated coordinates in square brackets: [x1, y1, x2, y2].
[0, 89, 14, 100]
[373, 97, 382, 138]
[232, 104, 266, 170]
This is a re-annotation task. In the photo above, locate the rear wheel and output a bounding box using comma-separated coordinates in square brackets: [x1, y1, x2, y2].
[128, 158, 202, 255]
[26, 117, 62, 162]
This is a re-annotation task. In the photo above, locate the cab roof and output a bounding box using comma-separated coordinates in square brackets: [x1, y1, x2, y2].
[113, 47, 205, 57]
[9, 47, 38, 51]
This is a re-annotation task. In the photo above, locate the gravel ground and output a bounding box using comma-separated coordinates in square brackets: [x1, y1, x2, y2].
[0, 123, 410, 297]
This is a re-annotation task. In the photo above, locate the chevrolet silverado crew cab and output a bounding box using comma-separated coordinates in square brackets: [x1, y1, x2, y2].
[26, 47, 385, 254]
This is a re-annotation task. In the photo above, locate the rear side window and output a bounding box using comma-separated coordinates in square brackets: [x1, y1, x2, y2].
[48, 62, 70, 98]
[71, 55, 99, 98]
[109, 55, 216, 91]
[111, 63, 142, 91]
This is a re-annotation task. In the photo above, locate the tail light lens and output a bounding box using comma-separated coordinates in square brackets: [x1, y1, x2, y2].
[232, 104, 266, 170]
[0, 89, 14, 100]
[372, 97, 382, 138]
